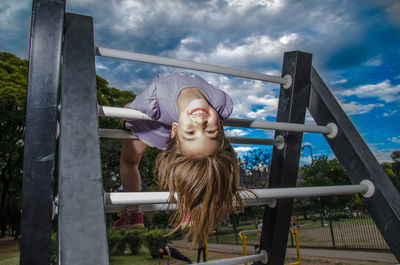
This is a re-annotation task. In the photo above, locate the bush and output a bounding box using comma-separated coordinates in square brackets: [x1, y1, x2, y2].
[124, 230, 144, 255]
[332, 212, 349, 221]
[107, 229, 126, 256]
[143, 229, 170, 259]
[50, 233, 57, 265]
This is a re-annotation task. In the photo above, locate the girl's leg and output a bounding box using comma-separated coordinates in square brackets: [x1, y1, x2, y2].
[120, 139, 148, 209]
[114, 139, 148, 229]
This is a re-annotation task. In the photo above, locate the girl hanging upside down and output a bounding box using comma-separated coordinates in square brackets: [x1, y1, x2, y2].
[114, 71, 247, 245]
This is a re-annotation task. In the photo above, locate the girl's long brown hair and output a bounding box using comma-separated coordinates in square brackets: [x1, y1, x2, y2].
[153, 132, 248, 246]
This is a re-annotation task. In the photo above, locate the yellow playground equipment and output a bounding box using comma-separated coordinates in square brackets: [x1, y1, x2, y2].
[239, 228, 301, 265]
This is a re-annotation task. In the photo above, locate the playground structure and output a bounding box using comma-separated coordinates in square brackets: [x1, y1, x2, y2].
[238, 229, 301, 265]
[20, 0, 400, 265]
[288, 228, 301, 265]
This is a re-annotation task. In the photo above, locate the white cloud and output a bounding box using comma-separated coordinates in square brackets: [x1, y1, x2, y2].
[226, 129, 250, 137]
[372, 0, 400, 29]
[300, 156, 312, 164]
[172, 34, 299, 68]
[247, 108, 269, 119]
[365, 142, 397, 163]
[227, 0, 285, 12]
[279, 33, 299, 45]
[234, 146, 254, 153]
[383, 109, 398, 117]
[339, 101, 384, 115]
[370, 147, 396, 163]
[389, 136, 400, 144]
[304, 111, 316, 124]
[340, 80, 400, 103]
[364, 56, 382, 66]
[115, 62, 135, 73]
[95, 63, 108, 71]
[330, 79, 348, 85]
[0, 1, 30, 31]
[263, 129, 275, 138]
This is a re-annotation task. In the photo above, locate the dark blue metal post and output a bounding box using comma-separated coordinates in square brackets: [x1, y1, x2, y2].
[259, 51, 313, 265]
[20, 0, 65, 264]
[309, 67, 400, 261]
[58, 13, 109, 265]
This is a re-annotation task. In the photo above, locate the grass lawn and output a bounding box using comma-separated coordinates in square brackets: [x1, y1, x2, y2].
[0, 237, 201, 265]
[110, 247, 200, 265]
[0, 237, 19, 265]
[110, 248, 166, 265]
[208, 231, 259, 246]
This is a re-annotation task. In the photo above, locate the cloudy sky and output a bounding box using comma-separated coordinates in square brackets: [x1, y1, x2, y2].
[1, 0, 399, 164]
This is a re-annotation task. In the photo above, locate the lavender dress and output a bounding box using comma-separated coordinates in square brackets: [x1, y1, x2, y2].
[125, 72, 233, 150]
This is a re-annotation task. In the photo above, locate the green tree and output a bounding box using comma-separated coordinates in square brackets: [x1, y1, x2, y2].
[239, 148, 271, 189]
[298, 156, 352, 210]
[0, 51, 163, 237]
[237, 148, 271, 223]
[382, 151, 400, 192]
[392, 150, 400, 174]
[97, 75, 135, 192]
[0, 52, 27, 238]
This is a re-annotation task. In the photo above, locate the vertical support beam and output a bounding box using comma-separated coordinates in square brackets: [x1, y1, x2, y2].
[58, 13, 109, 264]
[259, 51, 312, 264]
[20, 1, 65, 264]
[309, 67, 400, 261]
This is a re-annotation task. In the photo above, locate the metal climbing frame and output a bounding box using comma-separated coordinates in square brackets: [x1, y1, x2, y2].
[21, 0, 400, 264]
[259, 51, 313, 264]
[20, 1, 65, 264]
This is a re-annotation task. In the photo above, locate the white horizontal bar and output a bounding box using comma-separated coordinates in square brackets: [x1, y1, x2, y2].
[253, 183, 370, 199]
[96, 46, 288, 85]
[193, 250, 268, 265]
[224, 118, 333, 134]
[98, 105, 153, 121]
[104, 198, 276, 213]
[99, 128, 275, 146]
[104, 191, 276, 210]
[98, 105, 333, 135]
[104, 181, 372, 211]
[104, 195, 277, 213]
[106, 185, 368, 204]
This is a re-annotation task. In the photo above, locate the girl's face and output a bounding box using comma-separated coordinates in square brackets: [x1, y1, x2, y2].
[171, 98, 220, 157]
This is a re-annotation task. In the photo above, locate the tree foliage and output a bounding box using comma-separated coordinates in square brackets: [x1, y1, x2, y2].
[96, 75, 135, 192]
[382, 151, 400, 192]
[0, 52, 27, 237]
[239, 148, 271, 189]
[297, 156, 353, 211]
[0, 52, 163, 235]
[236, 148, 271, 222]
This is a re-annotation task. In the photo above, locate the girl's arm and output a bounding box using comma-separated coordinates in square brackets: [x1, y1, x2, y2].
[120, 103, 136, 125]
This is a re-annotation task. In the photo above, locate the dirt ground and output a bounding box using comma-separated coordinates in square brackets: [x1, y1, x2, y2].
[173, 243, 397, 265]
[283, 254, 394, 265]
[171, 250, 396, 265]
[1, 237, 396, 265]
